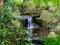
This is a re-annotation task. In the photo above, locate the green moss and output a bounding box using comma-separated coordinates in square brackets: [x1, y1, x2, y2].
[43, 33, 60, 45]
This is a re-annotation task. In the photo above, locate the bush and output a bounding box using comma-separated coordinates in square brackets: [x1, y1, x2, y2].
[0, 0, 34, 45]
[43, 33, 60, 45]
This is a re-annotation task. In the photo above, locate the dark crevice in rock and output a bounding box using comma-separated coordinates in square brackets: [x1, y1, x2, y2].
[32, 40, 44, 45]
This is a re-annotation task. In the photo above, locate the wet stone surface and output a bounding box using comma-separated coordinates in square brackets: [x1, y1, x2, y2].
[32, 40, 44, 45]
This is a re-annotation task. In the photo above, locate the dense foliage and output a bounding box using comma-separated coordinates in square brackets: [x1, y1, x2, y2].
[23, 0, 60, 8]
[43, 33, 60, 45]
[0, 0, 33, 45]
[13, 0, 23, 6]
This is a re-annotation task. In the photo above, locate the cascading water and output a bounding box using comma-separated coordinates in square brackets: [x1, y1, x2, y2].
[27, 17, 34, 37]
[18, 15, 44, 45]
[21, 15, 40, 38]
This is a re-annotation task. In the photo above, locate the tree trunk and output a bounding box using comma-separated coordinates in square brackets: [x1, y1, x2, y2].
[0, 0, 4, 12]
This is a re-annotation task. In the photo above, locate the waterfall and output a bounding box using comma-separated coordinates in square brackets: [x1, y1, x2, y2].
[27, 17, 34, 37]
[21, 15, 40, 38]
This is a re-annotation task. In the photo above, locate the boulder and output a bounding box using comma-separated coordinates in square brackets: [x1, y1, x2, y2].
[47, 32, 57, 38]
[53, 22, 60, 34]
[40, 10, 54, 23]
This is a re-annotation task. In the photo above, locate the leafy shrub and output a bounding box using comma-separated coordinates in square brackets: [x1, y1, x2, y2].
[43, 33, 60, 45]
[0, 0, 34, 45]
[13, 0, 23, 6]
[25, 0, 60, 8]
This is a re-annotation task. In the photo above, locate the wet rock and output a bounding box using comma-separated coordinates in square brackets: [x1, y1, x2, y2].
[53, 22, 60, 33]
[40, 10, 54, 23]
[47, 32, 57, 38]
[32, 40, 44, 45]
[20, 4, 36, 15]
[48, 6, 57, 13]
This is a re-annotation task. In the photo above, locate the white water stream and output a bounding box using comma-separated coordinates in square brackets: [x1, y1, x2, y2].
[27, 17, 34, 37]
